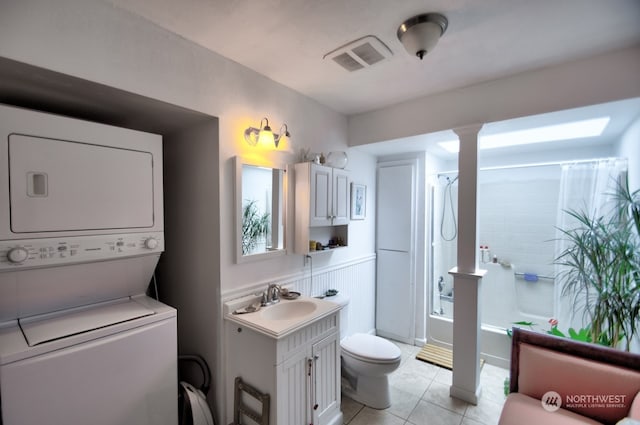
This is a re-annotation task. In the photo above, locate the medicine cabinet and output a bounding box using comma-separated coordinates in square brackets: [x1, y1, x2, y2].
[234, 156, 287, 263]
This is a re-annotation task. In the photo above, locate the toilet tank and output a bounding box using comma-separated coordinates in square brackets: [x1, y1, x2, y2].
[327, 293, 350, 337]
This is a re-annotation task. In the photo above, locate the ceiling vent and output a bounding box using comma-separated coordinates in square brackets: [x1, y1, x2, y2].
[323, 35, 393, 72]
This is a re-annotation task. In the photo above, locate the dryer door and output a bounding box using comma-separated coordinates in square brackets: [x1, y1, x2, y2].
[9, 134, 155, 233]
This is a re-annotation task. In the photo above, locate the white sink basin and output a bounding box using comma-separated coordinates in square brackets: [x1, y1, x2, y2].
[260, 300, 317, 320]
[225, 296, 341, 339]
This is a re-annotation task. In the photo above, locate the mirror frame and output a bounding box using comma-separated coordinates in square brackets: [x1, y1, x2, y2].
[234, 156, 288, 263]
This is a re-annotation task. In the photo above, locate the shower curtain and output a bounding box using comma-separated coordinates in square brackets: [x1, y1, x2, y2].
[554, 158, 628, 331]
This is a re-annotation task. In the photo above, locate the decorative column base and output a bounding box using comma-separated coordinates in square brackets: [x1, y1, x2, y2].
[448, 267, 486, 405]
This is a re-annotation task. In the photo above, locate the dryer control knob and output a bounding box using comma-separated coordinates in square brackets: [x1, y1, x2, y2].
[7, 247, 29, 264]
[144, 237, 159, 249]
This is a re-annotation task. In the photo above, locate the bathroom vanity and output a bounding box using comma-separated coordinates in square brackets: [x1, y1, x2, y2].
[224, 296, 343, 425]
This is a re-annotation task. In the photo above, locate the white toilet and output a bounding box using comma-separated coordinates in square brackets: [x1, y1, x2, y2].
[330, 294, 401, 409]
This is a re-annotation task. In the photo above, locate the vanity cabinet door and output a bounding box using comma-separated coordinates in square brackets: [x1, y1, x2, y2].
[278, 347, 310, 425]
[331, 168, 350, 226]
[312, 332, 341, 425]
[307, 163, 350, 227]
[310, 164, 333, 227]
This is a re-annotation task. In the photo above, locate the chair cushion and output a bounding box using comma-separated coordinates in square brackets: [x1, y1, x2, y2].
[499, 393, 603, 425]
[629, 392, 640, 419]
[517, 343, 640, 423]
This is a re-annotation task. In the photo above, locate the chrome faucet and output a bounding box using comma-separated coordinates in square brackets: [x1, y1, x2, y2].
[261, 283, 281, 306]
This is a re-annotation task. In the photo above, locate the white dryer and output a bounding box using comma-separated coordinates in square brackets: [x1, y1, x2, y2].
[0, 104, 177, 425]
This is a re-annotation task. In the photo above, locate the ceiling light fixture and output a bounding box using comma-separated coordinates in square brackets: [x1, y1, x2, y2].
[437, 117, 611, 153]
[397, 13, 448, 60]
[244, 117, 291, 149]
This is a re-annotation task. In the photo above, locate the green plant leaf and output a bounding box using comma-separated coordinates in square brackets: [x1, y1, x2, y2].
[548, 327, 566, 337]
[241, 199, 271, 255]
[568, 327, 591, 342]
[512, 321, 536, 327]
[554, 175, 640, 350]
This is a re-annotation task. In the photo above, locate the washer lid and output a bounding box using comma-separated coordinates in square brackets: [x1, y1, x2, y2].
[341, 333, 401, 361]
[19, 298, 154, 346]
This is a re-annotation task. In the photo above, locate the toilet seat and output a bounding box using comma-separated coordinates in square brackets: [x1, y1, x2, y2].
[341, 333, 401, 364]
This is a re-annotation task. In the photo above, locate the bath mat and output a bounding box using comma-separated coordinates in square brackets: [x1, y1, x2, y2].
[415, 343, 484, 370]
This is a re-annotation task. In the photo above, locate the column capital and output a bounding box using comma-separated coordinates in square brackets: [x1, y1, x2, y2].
[453, 123, 484, 138]
[448, 267, 487, 280]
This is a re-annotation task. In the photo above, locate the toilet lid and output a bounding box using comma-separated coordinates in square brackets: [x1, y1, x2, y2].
[341, 333, 401, 362]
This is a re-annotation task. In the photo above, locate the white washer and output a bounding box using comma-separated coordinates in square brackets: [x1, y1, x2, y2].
[0, 295, 177, 425]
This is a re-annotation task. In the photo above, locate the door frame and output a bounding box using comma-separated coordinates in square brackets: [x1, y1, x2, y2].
[375, 156, 426, 345]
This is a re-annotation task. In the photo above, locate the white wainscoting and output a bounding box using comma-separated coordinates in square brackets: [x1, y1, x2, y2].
[222, 254, 377, 337]
[289, 255, 376, 337]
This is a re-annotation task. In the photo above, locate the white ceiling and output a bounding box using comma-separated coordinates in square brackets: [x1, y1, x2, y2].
[105, 0, 640, 116]
[355, 97, 640, 159]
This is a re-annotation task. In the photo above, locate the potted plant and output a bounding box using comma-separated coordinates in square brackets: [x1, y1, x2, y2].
[242, 199, 270, 255]
[555, 179, 640, 350]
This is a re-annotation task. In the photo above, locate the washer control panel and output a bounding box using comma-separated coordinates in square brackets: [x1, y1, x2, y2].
[0, 232, 164, 270]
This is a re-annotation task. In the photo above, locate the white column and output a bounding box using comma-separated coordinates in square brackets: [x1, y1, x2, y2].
[449, 124, 486, 405]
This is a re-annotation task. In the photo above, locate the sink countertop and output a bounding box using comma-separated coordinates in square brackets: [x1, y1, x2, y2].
[224, 296, 341, 339]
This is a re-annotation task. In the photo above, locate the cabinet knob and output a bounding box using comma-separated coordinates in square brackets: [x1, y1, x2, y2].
[314, 355, 320, 360]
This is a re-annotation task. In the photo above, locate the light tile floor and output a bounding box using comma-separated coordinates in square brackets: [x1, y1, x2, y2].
[342, 340, 509, 425]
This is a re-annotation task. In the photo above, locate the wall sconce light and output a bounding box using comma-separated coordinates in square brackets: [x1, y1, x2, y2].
[275, 124, 290, 149]
[244, 117, 291, 149]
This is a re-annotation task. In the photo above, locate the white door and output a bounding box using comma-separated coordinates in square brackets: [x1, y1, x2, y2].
[376, 250, 413, 341]
[279, 347, 310, 425]
[376, 161, 416, 344]
[310, 164, 333, 227]
[312, 333, 340, 425]
[332, 168, 350, 225]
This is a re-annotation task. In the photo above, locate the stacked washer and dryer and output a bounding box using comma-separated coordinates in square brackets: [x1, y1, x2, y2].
[0, 104, 177, 425]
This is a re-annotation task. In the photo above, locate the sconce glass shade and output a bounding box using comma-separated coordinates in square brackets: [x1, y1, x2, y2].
[258, 125, 275, 147]
[243, 127, 259, 146]
[275, 124, 290, 149]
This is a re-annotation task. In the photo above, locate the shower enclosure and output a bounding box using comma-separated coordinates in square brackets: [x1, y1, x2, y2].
[427, 158, 627, 365]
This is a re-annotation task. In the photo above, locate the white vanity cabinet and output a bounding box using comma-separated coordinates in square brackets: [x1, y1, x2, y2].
[295, 162, 349, 254]
[224, 311, 343, 425]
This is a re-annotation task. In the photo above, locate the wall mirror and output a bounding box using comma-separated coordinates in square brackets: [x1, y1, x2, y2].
[235, 156, 287, 263]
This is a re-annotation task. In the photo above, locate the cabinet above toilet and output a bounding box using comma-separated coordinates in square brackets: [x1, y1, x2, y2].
[294, 162, 350, 255]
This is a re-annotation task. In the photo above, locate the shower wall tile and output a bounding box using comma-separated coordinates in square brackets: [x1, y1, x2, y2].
[478, 177, 560, 277]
